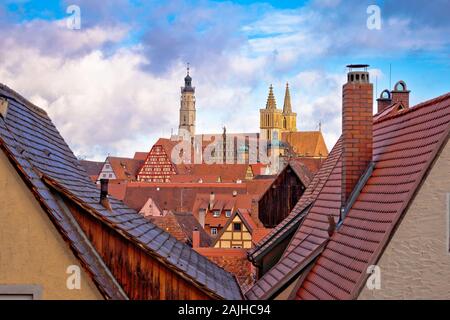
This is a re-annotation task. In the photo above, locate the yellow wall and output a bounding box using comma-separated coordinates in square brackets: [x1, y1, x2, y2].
[0, 150, 103, 300]
[359, 140, 450, 299]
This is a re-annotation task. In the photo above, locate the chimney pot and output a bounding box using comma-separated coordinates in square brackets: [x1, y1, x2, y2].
[99, 179, 112, 211]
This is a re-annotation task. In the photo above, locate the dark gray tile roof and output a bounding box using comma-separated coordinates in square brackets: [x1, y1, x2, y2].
[0, 83, 242, 300]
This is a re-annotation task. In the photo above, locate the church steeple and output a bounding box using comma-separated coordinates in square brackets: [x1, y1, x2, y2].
[266, 84, 277, 109]
[182, 63, 194, 93]
[283, 82, 292, 114]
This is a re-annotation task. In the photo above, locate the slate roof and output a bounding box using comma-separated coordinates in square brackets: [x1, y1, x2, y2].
[247, 92, 450, 300]
[148, 211, 212, 247]
[282, 131, 329, 158]
[0, 83, 242, 300]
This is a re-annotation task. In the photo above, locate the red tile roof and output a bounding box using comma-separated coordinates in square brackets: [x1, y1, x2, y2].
[148, 211, 212, 247]
[247, 92, 450, 300]
[297, 92, 450, 300]
[247, 138, 343, 265]
[123, 182, 248, 213]
[246, 138, 343, 299]
[282, 131, 329, 158]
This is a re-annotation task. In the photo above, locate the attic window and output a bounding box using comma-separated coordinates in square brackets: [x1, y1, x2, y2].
[233, 223, 242, 231]
[213, 210, 220, 217]
[225, 210, 232, 217]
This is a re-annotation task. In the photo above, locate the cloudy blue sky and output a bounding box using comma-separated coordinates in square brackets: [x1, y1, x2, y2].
[0, 0, 449, 160]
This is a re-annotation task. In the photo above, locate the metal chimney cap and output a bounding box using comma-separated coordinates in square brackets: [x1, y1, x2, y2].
[346, 64, 369, 69]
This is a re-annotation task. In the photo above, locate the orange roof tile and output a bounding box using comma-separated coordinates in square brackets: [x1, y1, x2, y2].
[282, 131, 329, 158]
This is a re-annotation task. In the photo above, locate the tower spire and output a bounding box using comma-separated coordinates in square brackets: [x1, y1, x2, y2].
[283, 82, 292, 114]
[266, 84, 277, 109]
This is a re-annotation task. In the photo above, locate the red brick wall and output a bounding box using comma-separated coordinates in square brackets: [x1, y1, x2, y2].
[391, 90, 410, 109]
[342, 79, 373, 205]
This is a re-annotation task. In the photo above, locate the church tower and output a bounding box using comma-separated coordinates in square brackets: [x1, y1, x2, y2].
[178, 65, 196, 139]
[259, 84, 283, 141]
[282, 82, 297, 132]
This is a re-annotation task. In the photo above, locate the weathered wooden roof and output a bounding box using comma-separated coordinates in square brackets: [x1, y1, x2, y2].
[0, 83, 242, 300]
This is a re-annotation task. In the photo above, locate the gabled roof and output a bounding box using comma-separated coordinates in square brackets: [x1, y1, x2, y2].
[247, 138, 342, 265]
[148, 211, 212, 247]
[123, 182, 248, 213]
[247, 92, 450, 300]
[0, 83, 242, 300]
[297, 92, 450, 300]
[282, 131, 329, 158]
[79, 159, 104, 176]
[212, 209, 256, 247]
[287, 160, 313, 187]
[246, 138, 343, 299]
[133, 151, 147, 161]
[106, 156, 144, 180]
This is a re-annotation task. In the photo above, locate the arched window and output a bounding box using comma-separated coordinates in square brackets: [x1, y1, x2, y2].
[283, 117, 287, 129]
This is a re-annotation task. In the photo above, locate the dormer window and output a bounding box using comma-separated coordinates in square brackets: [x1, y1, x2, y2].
[213, 210, 220, 217]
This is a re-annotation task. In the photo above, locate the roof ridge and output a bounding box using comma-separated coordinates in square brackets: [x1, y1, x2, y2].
[374, 91, 450, 125]
[0, 83, 48, 117]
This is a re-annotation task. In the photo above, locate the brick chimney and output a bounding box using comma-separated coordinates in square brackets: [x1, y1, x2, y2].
[391, 80, 410, 109]
[376, 89, 392, 113]
[342, 64, 373, 207]
[192, 227, 200, 248]
[209, 191, 215, 210]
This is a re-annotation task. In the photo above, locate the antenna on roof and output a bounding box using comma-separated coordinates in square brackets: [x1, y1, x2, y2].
[187, 62, 190, 75]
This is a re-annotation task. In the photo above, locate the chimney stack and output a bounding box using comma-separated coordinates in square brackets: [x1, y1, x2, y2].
[390, 80, 410, 109]
[99, 179, 112, 211]
[342, 64, 373, 206]
[192, 227, 200, 248]
[376, 89, 392, 113]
